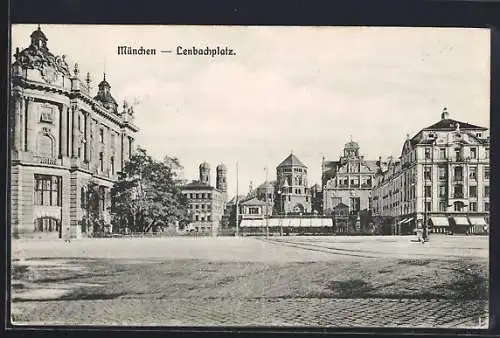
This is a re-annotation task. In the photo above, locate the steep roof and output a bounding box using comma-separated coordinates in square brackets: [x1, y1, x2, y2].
[277, 153, 307, 168]
[182, 180, 214, 190]
[240, 197, 267, 206]
[422, 118, 487, 131]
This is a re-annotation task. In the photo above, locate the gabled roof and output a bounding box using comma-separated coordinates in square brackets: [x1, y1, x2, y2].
[334, 202, 349, 209]
[423, 118, 487, 131]
[240, 197, 267, 206]
[277, 153, 307, 168]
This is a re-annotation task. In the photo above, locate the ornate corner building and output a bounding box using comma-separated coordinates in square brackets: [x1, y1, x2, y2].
[10, 26, 139, 239]
[372, 108, 490, 235]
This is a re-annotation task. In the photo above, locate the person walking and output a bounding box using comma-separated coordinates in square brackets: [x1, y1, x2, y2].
[416, 225, 424, 244]
[64, 226, 71, 243]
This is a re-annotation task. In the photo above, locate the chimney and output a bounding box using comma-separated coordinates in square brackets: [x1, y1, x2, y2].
[441, 107, 449, 120]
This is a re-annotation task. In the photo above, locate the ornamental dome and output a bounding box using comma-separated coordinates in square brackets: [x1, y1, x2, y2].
[93, 73, 118, 113]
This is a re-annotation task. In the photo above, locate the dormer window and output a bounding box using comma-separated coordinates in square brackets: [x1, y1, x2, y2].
[476, 133, 482, 138]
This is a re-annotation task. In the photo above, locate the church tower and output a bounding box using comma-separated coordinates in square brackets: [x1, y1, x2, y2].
[276, 152, 311, 214]
[199, 162, 211, 186]
[216, 164, 227, 193]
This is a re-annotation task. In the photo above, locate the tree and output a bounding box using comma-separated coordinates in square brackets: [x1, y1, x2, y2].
[81, 179, 103, 236]
[111, 147, 189, 233]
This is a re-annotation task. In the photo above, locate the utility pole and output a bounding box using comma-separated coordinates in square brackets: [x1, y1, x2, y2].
[265, 167, 269, 239]
[235, 161, 239, 237]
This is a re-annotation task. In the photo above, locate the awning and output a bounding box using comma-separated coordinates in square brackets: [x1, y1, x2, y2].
[400, 217, 414, 224]
[453, 216, 470, 226]
[468, 217, 487, 226]
[398, 218, 409, 224]
[430, 216, 449, 227]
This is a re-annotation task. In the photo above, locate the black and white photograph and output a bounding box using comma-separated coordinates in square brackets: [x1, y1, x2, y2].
[9, 24, 490, 328]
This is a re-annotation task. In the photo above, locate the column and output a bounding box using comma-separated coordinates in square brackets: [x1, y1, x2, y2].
[12, 93, 22, 151]
[24, 97, 35, 152]
[60, 104, 68, 157]
[84, 113, 90, 162]
[104, 127, 109, 175]
[71, 107, 79, 158]
[19, 96, 25, 152]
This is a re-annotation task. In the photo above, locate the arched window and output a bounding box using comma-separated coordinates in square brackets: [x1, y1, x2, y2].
[81, 187, 86, 209]
[454, 201, 465, 212]
[38, 133, 54, 157]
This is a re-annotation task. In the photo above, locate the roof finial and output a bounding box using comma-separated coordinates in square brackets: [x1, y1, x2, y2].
[441, 106, 449, 120]
[37, 24, 41, 30]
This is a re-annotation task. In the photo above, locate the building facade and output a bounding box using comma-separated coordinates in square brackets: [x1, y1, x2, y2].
[10, 26, 139, 239]
[372, 108, 490, 234]
[275, 153, 312, 214]
[322, 140, 378, 217]
[182, 162, 228, 235]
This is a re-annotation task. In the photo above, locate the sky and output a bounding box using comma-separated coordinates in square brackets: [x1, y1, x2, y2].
[11, 25, 490, 197]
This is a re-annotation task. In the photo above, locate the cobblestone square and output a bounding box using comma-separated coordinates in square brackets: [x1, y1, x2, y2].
[11, 235, 489, 328]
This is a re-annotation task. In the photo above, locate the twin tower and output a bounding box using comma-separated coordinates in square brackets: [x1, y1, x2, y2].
[199, 162, 227, 193]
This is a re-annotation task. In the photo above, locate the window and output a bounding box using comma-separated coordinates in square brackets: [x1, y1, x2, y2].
[424, 166, 432, 180]
[78, 115, 82, 132]
[99, 186, 105, 211]
[195, 204, 199, 209]
[439, 185, 446, 197]
[454, 201, 464, 212]
[485, 202, 490, 212]
[34, 175, 61, 206]
[99, 152, 104, 171]
[484, 167, 490, 180]
[438, 166, 447, 180]
[485, 147, 489, 159]
[110, 157, 114, 175]
[424, 186, 432, 198]
[35, 217, 59, 233]
[439, 148, 446, 160]
[476, 133, 482, 138]
[425, 202, 431, 212]
[425, 148, 431, 159]
[469, 167, 477, 180]
[469, 186, 477, 198]
[111, 133, 116, 149]
[455, 148, 462, 161]
[249, 207, 260, 214]
[454, 167, 463, 181]
[99, 128, 104, 142]
[195, 215, 199, 221]
[454, 184, 463, 199]
[470, 148, 477, 159]
[485, 186, 490, 197]
[439, 201, 447, 212]
[351, 197, 360, 211]
[470, 202, 477, 212]
[207, 215, 211, 221]
[81, 187, 86, 209]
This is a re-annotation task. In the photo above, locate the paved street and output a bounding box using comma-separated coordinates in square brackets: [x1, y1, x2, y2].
[11, 235, 489, 328]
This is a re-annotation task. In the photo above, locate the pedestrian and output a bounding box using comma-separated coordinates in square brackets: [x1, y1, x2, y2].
[416, 225, 424, 244]
[64, 226, 71, 243]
